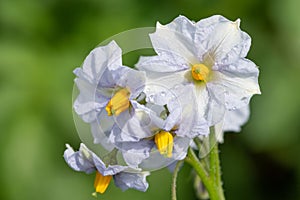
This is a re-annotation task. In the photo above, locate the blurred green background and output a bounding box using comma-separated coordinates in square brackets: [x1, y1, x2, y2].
[1, 0, 300, 199]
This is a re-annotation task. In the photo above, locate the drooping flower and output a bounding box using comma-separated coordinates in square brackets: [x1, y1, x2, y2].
[63, 143, 150, 194]
[73, 40, 146, 145]
[136, 15, 261, 128]
[107, 84, 209, 168]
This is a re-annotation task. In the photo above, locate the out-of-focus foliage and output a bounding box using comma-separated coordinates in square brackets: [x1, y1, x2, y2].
[0, 0, 299, 199]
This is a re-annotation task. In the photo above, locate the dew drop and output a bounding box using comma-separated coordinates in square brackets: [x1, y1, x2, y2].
[160, 91, 166, 97]
[223, 57, 229, 63]
[144, 88, 151, 95]
[241, 97, 248, 103]
[146, 95, 154, 103]
[225, 101, 229, 107]
[174, 84, 180, 89]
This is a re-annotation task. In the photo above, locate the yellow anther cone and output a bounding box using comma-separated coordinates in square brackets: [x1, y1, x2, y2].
[191, 64, 209, 81]
[154, 131, 174, 158]
[94, 171, 112, 194]
[105, 88, 130, 116]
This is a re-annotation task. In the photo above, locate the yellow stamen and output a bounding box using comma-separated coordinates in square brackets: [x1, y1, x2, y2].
[94, 171, 112, 194]
[154, 131, 174, 158]
[191, 64, 210, 81]
[105, 88, 130, 116]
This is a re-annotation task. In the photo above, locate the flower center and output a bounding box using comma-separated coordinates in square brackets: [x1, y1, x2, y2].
[94, 171, 112, 194]
[191, 64, 209, 81]
[154, 131, 174, 158]
[105, 88, 130, 116]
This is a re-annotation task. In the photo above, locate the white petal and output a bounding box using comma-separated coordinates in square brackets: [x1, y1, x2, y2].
[217, 57, 260, 77]
[167, 84, 209, 137]
[223, 105, 250, 132]
[81, 40, 122, 81]
[213, 105, 250, 144]
[142, 70, 187, 99]
[149, 15, 199, 64]
[136, 53, 189, 73]
[205, 83, 226, 126]
[213, 59, 261, 110]
[192, 83, 225, 127]
[214, 121, 225, 143]
[195, 15, 250, 63]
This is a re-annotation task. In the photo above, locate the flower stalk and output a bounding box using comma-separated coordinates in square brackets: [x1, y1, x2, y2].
[209, 127, 225, 199]
[185, 126, 225, 200]
[171, 160, 184, 200]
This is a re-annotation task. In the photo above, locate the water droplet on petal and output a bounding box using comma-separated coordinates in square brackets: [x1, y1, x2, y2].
[241, 97, 248, 103]
[144, 88, 151, 94]
[174, 84, 180, 89]
[146, 95, 155, 103]
[225, 101, 229, 107]
[223, 57, 229, 63]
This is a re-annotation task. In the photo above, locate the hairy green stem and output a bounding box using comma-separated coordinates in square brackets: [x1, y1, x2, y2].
[186, 148, 219, 200]
[209, 127, 217, 183]
[185, 126, 225, 200]
[209, 127, 225, 199]
[171, 160, 184, 200]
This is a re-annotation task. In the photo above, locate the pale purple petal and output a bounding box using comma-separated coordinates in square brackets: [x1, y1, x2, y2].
[172, 137, 191, 160]
[90, 119, 115, 151]
[64, 143, 127, 176]
[73, 77, 109, 123]
[108, 125, 141, 143]
[81, 40, 122, 80]
[119, 140, 153, 168]
[114, 171, 150, 192]
[91, 109, 115, 143]
[113, 101, 164, 140]
[64, 144, 95, 174]
[93, 158, 127, 176]
[73, 41, 123, 122]
[77, 143, 127, 176]
[111, 66, 146, 98]
[167, 161, 178, 173]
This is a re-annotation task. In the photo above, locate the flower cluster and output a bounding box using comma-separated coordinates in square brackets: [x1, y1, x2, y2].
[64, 15, 260, 195]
